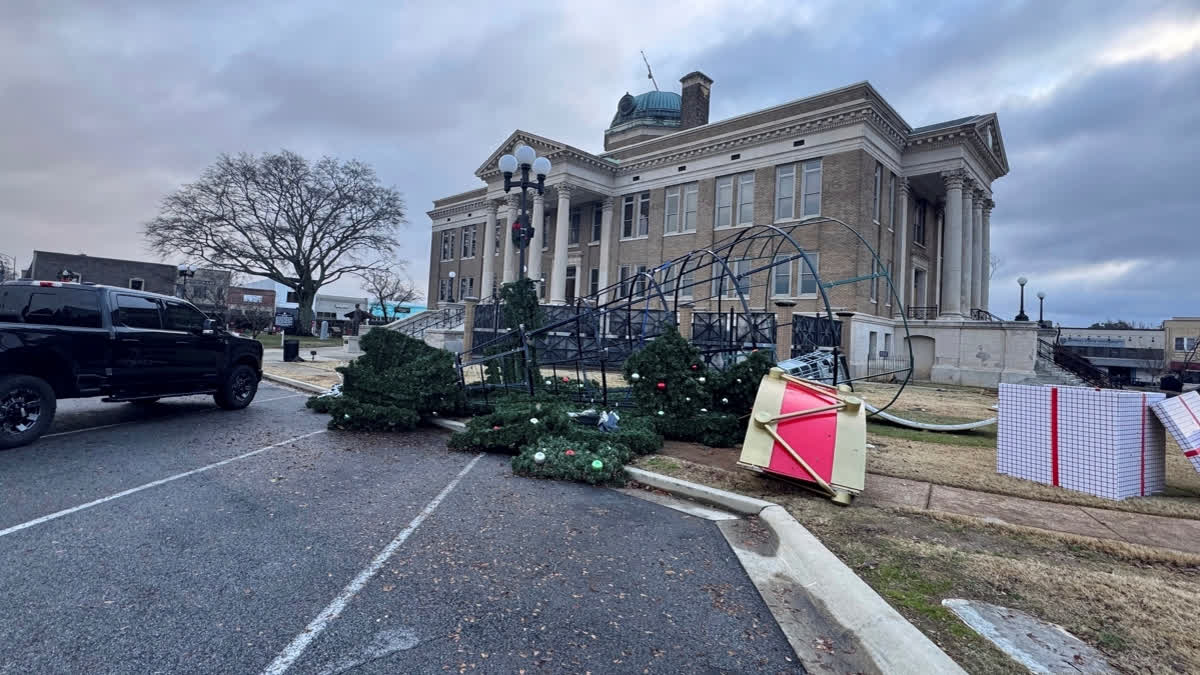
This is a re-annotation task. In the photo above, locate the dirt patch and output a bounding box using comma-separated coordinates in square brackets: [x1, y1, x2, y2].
[634, 455, 1200, 674]
[263, 361, 342, 389]
[854, 381, 998, 420]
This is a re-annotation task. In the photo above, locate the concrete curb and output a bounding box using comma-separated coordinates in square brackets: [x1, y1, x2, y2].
[626, 467, 965, 674]
[261, 372, 328, 394]
[624, 466, 773, 516]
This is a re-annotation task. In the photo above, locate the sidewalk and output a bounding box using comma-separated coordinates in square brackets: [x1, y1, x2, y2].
[655, 442, 1200, 556]
[864, 474, 1200, 555]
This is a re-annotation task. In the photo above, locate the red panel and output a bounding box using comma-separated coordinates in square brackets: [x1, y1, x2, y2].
[765, 381, 838, 485]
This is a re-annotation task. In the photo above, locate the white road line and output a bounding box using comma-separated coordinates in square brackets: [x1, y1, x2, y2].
[40, 393, 304, 439]
[0, 429, 327, 539]
[260, 452, 486, 675]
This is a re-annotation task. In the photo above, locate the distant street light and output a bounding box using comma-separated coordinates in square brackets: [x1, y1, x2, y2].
[1015, 276, 1029, 321]
[1036, 291, 1047, 327]
[498, 145, 552, 283]
[448, 270, 457, 303]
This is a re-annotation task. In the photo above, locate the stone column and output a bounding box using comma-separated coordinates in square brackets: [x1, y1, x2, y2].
[981, 199, 994, 311]
[960, 179, 975, 316]
[461, 296, 478, 358]
[939, 172, 964, 318]
[971, 189, 985, 313]
[677, 304, 693, 339]
[892, 178, 910, 318]
[550, 183, 573, 304]
[598, 197, 614, 304]
[502, 195, 519, 284]
[479, 201, 498, 299]
[529, 193, 545, 298]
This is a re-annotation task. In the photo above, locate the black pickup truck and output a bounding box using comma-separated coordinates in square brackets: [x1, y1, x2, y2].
[0, 280, 264, 449]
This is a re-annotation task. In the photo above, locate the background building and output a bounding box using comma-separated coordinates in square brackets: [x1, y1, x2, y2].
[1057, 326, 1165, 386]
[426, 73, 1029, 386]
[1164, 317, 1200, 382]
[23, 250, 176, 294]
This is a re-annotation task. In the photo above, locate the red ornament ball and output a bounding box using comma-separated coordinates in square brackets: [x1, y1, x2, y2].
[656, 382, 666, 390]
[561, 376, 569, 383]
[492, 425, 501, 431]
[565, 449, 576, 456]
[691, 364, 698, 370]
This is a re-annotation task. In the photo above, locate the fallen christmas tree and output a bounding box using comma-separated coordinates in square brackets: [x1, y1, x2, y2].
[306, 328, 466, 431]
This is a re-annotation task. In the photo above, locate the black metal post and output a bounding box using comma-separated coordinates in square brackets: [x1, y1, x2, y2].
[1038, 296, 1045, 326]
[1016, 284, 1028, 321]
[502, 163, 545, 284]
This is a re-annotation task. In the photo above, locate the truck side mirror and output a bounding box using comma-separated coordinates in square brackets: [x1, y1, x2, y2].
[201, 318, 216, 335]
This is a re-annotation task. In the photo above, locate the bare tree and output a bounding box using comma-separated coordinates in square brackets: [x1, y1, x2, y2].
[359, 265, 422, 322]
[144, 150, 405, 334]
[989, 254, 1001, 280]
[234, 306, 276, 338]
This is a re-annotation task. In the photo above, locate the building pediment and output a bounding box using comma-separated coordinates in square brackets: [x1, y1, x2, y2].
[475, 129, 618, 181]
[906, 113, 1010, 181]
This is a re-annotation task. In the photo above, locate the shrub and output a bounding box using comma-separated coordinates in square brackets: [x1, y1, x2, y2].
[567, 415, 663, 456]
[652, 411, 746, 448]
[511, 435, 631, 485]
[708, 349, 776, 416]
[623, 325, 710, 418]
[315, 396, 421, 432]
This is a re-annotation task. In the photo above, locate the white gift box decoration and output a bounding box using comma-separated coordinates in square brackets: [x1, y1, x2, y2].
[997, 384, 1166, 500]
[1149, 390, 1200, 473]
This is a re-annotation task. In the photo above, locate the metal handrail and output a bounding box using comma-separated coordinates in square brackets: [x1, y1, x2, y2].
[969, 308, 1004, 322]
[390, 304, 464, 338]
[1037, 338, 1115, 389]
[908, 305, 938, 320]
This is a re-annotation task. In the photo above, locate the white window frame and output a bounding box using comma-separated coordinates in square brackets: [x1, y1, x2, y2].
[770, 255, 791, 297]
[664, 186, 681, 234]
[798, 252, 820, 296]
[459, 277, 474, 300]
[568, 207, 581, 246]
[737, 172, 755, 226]
[618, 265, 632, 297]
[913, 200, 927, 246]
[441, 231, 455, 262]
[715, 175, 734, 228]
[912, 265, 928, 307]
[591, 206, 602, 243]
[621, 192, 650, 240]
[461, 224, 477, 259]
[495, 220, 503, 255]
[883, 333, 893, 356]
[713, 259, 752, 298]
[872, 163, 882, 223]
[678, 269, 695, 298]
[802, 158, 822, 218]
[683, 183, 698, 232]
[1177, 337, 1197, 352]
[888, 174, 896, 232]
[128, 278, 144, 291]
[775, 164, 795, 221]
[589, 267, 600, 296]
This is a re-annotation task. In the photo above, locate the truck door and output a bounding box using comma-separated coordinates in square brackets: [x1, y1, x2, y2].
[110, 293, 179, 394]
[162, 299, 223, 389]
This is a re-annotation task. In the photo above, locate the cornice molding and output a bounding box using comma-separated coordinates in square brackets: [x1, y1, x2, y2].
[906, 127, 1008, 181]
[427, 199, 489, 220]
[615, 105, 906, 174]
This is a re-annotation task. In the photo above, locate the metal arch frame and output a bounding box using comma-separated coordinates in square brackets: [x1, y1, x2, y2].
[460, 216, 914, 415]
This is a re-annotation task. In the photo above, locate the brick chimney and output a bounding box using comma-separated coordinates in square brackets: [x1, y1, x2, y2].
[679, 71, 713, 130]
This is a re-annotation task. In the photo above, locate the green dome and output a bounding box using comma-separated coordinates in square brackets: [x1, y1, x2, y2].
[610, 90, 682, 128]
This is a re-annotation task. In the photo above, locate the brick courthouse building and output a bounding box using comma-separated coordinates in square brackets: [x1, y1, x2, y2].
[427, 73, 1037, 386]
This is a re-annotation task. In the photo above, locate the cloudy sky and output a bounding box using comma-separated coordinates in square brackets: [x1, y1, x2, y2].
[2, 0, 1197, 327]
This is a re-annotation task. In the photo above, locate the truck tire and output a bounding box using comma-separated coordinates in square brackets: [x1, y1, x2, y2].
[0, 374, 57, 450]
[214, 365, 259, 410]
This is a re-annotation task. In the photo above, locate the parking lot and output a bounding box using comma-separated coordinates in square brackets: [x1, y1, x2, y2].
[1, 384, 802, 674]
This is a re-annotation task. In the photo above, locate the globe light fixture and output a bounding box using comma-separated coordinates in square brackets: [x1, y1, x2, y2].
[498, 144, 552, 283]
[1036, 291, 1047, 327]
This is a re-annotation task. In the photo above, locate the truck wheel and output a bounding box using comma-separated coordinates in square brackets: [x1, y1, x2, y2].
[214, 365, 259, 410]
[0, 375, 57, 450]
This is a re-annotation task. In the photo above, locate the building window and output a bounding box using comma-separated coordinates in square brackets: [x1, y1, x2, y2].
[459, 277, 474, 300]
[913, 200, 927, 246]
[888, 174, 896, 232]
[678, 270, 694, 298]
[869, 331, 878, 358]
[589, 267, 600, 296]
[683, 183, 698, 231]
[872, 163, 882, 223]
[870, 259, 881, 303]
[713, 259, 752, 298]
[592, 206, 602, 242]
[665, 186, 680, 234]
[622, 192, 650, 238]
[495, 220, 503, 255]
[440, 231, 455, 261]
[802, 158, 822, 217]
[619, 264, 648, 297]
[1176, 337, 1198, 351]
[775, 165, 795, 220]
[715, 172, 754, 229]
[461, 225, 477, 258]
[565, 266, 577, 303]
[913, 267, 927, 306]
[128, 278, 144, 291]
[542, 215, 550, 249]
[799, 252, 820, 295]
[715, 176, 733, 228]
[883, 333, 893, 356]
[569, 208, 580, 245]
[771, 255, 791, 297]
[737, 173, 755, 225]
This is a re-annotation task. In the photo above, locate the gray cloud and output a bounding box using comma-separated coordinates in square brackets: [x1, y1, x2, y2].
[1, 0, 1197, 328]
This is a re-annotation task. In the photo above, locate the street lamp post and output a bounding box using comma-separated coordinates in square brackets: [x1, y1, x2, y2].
[1036, 291, 1046, 328]
[1015, 276, 1029, 321]
[498, 145, 551, 283]
[447, 270, 456, 303]
[177, 264, 196, 301]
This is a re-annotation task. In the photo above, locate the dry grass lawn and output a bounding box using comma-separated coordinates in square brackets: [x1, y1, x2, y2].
[853, 381, 1200, 520]
[633, 455, 1200, 674]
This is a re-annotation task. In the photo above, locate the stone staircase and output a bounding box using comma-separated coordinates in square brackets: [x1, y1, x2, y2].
[1019, 357, 1086, 387]
[385, 304, 465, 338]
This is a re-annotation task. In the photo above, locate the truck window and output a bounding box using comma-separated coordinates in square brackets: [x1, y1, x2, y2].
[164, 300, 208, 333]
[0, 287, 102, 328]
[116, 294, 163, 330]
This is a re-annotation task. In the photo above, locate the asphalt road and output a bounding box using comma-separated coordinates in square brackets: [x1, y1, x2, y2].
[0, 385, 802, 674]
